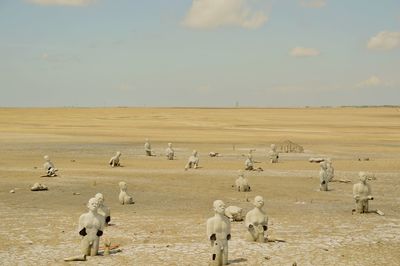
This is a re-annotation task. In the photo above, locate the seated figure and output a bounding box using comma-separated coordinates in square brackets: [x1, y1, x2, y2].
[185, 150, 199, 170]
[165, 143, 174, 160]
[78, 198, 105, 256]
[43, 155, 58, 177]
[235, 170, 251, 192]
[244, 153, 263, 171]
[95, 193, 111, 225]
[245, 196, 268, 242]
[109, 151, 121, 167]
[118, 181, 134, 205]
[207, 200, 231, 266]
[319, 162, 329, 191]
[353, 172, 373, 213]
[269, 144, 279, 163]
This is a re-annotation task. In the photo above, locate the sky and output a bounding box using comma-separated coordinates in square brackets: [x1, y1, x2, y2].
[0, 0, 399, 107]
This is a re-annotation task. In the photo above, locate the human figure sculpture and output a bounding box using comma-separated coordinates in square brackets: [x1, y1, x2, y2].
[185, 150, 199, 170]
[244, 153, 263, 171]
[118, 181, 134, 204]
[319, 162, 329, 191]
[235, 170, 251, 192]
[224, 206, 244, 222]
[144, 138, 153, 156]
[207, 200, 231, 266]
[165, 143, 174, 160]
[245, 196, 268, 242]
[95, 193, 111, 225]
[43, 155, 58, 177]
[353, 172, 373, 213]
[109, 151, 121, 167]
[326, 158, 334, 181]
[269, 144, 279, 163]
[78, 197, 105, 256]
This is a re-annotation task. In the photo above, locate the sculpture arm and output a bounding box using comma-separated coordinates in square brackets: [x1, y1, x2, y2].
[78, 215, 87, 236]
[352, 185, 360, 200]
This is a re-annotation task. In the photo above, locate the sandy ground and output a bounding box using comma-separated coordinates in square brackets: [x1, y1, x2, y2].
[0, 107, 399, 266]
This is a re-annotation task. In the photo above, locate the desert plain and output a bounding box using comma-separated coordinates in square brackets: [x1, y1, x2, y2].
[0, 107, 399, 266]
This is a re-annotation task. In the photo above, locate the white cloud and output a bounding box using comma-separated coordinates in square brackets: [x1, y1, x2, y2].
[300, 0, 327, 8]
[290, 47, 320, 57]
[356, 75, 385, 88]
[367, 31, 400, 51]
[28, 0, 95, 6]
[182, 0, 268, 30]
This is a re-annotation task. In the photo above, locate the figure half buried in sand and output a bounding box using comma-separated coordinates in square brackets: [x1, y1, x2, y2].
[235, 170, 251, 192]
[78, 197, 105, 256]
[245, 196, 268, 242]
[118, 181, 134, 205]
[165, 143, 175, 160]
[185, 150, 199, 170]
[207, 200, 231, 266]
[144, 138, 154, 156]
[43, 155, 58, 177]
[244, 153, 263, 171]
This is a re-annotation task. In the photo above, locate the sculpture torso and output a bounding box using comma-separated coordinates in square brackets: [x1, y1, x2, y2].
[245, 207, 268, 227]
[79, 212, 104, 241]
[207, 214, 231, 242]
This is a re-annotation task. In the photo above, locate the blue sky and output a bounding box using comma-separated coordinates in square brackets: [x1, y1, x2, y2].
[0, 0, 399, 107]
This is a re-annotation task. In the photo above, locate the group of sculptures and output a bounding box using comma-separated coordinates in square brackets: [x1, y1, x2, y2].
[39, 139, 378, 264]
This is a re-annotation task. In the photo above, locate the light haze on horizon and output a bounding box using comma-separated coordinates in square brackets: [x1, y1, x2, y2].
[0, 0, 399, 107]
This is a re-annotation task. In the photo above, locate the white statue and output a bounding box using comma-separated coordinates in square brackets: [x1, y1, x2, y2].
[326, 158, 334, 181]
[78, 197, 105, 256]
[185, 150, 199, 170]
[118, 181, 134, 205]
[31, 183, 48, 191]
[269, 144, 279, 163]
[244, 153, 254, 170]
[245, 196, 268, 242]
[319, 162, 329, 191]
[144, 138, 153, 156]
[165, 143, 174, 160]
[224, 206, 244, 222]
[109, 151, 121, 167]
[353, 172, 373, 213]
[235, 170, 251, 192]
[43, 155, 57, 177]
[95, 193, 111, 225]
[207, 200, 231, 266]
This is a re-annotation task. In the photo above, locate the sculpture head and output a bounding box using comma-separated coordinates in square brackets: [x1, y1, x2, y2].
[359, 172, 368, 184]
[213, 200, 225, 215]
[271, 144, 276, 151]
[254, 196, 264, 208]
[116, 151, 121, 157]
[168, 143, 172, 148]
[119, 181, 127, 191]
[192, 150, 198, 156]
[145, 138, 149, 142]
[320, 161, 327, 170]
[44, 155, 50, 161]
[95, 193, 104, 205]
[326, 158, 332, 164]
[87, 197, 99, 211]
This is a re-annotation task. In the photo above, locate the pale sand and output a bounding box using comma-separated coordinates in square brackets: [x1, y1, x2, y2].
[0, 107, 399, 265]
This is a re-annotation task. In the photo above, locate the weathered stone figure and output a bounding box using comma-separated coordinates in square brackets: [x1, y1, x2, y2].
[244, 153, 254, 170]
[185, 150, 199, 170]
[78, 197, 105, 256]
[326, 158, 334, 181]
[353, 172, 373, 213]
[245, 196, 268, 242]
[109, 151, 121, 167]
[43, 155, 57, 177]
[235, 170, 251, 192]
[144, 138, 153, 156]
[207, 200, 231, 266]
[269, 144, 279, 163]
[319, 162, 329, 191]
[224, 206, 244, 222]
[165, 143, 174, 160]
[95, 193, 111, 225]
[118, 181, 134, 205]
